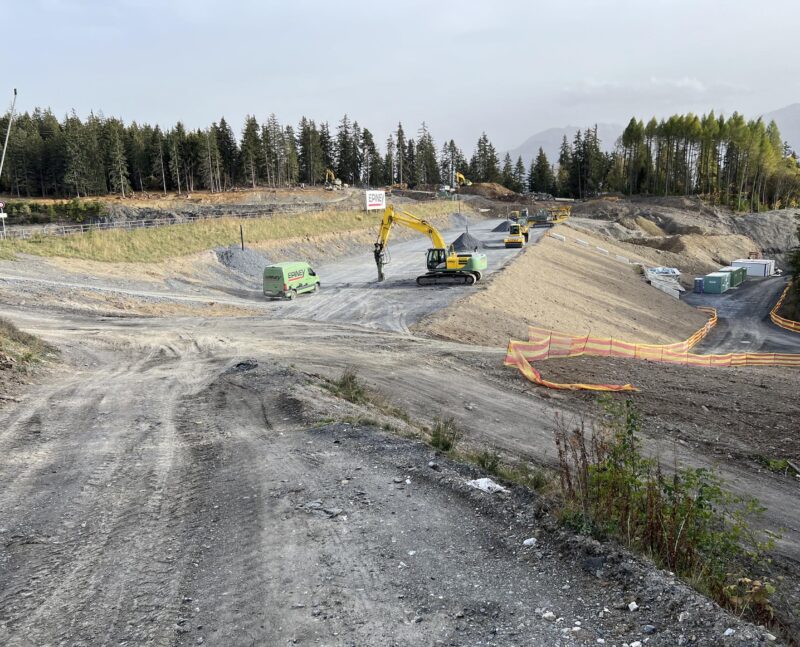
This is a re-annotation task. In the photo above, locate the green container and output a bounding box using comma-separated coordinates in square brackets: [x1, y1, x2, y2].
[718, 266, 747, 287]
[704, 272, 731, 294]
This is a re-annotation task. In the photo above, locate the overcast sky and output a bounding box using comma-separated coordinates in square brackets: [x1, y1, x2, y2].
[5, 0, 798, 152]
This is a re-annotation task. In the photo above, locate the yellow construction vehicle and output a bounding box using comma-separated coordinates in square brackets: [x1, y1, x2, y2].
[455, 172, 472, 187]
[504, 222, 526, 248]
[374, 205, 487, 285]
[324, 168, 343, 190]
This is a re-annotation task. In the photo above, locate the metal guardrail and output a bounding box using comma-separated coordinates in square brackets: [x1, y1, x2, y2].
[0, 200, 344, 241]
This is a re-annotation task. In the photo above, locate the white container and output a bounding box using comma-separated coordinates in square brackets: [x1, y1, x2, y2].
[731, 259, 775, 277]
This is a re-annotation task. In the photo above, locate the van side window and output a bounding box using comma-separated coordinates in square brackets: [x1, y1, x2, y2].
[308, 269, 316, 276]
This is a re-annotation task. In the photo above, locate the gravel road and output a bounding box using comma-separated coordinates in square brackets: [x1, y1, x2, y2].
[684, 276, 800, 353]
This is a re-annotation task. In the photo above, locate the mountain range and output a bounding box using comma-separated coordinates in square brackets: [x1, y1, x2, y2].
[505, 103, 800, 165]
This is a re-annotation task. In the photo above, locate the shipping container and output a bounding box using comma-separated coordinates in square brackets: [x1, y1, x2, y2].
[693, 277, 704, 293]
[732, 259, 775, 277]
[703, 271, 731, 294]
[718, 266, 746, 287]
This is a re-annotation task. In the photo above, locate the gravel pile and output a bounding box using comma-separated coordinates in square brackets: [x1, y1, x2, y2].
[451, 232, 485, 252]
[214, 246, 271, 280]
[492, 220, 512, 232]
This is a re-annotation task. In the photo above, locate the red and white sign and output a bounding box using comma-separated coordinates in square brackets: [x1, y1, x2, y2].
[0, 201, 5, 209]
[365, 190, 386, 211]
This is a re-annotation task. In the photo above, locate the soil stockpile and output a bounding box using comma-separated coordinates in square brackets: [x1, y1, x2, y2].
[492, 220, 511, 232]
[460, 182, 517, 199]
[416, 224, 710, 346]
[450, 231, 485, 251]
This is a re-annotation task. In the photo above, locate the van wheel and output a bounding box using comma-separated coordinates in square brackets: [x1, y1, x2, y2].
[287, 289, 297, 300]
[313, 283, 319, 293]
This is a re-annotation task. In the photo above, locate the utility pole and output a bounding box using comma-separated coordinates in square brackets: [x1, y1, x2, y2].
[0, 89, 18, 188]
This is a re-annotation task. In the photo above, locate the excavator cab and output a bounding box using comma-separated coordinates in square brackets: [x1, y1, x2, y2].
[426, 248, 447, 270]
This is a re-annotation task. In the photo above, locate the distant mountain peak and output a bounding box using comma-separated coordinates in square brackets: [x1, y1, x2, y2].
[505, 123, 624, 163]
[762, 103, 800, 151]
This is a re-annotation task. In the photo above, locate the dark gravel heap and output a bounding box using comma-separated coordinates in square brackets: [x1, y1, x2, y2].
[451, 232, 485, 252]
[492, 220, 511, 232]
[214, 246, 271, 280]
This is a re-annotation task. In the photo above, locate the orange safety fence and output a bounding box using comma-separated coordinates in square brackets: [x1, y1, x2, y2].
[770, 282, 800, 333]
[505, 307, 800, 392]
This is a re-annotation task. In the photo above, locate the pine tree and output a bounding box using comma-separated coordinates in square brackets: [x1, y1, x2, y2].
[216, 117, 238, 191]
[396, 123, 407, 185]
[500, 153, 515, 190]
[240, 115, 262, 188]
[107, 124, 131, 197]
[513, 156, 526, 193]
[530, 147, 554, 194]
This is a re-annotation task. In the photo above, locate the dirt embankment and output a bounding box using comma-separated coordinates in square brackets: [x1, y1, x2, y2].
[416, 225, 709, 346]
[0, 317, 54, 402]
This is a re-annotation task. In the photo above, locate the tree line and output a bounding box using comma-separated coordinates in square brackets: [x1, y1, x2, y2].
[2, 107, 799, 211]
[529, 113, 800, 211]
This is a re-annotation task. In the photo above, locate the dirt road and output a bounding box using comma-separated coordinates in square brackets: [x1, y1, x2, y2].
[0, 312, 771, 646]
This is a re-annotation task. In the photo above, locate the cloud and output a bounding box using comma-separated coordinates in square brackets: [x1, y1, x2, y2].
[559, 76, 751, 108]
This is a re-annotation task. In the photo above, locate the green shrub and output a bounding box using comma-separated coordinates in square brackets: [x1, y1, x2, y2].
[554, 397, 777, 624]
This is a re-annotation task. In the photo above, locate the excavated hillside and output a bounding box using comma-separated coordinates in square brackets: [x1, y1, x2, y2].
[415, 224, 710, 347]
[571, 196, 799, 270]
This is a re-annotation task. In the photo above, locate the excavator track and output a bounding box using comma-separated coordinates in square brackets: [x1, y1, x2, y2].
[416, 271, 478, 286]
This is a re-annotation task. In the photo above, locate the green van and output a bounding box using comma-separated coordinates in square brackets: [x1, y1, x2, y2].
[263, 262, 320, 300]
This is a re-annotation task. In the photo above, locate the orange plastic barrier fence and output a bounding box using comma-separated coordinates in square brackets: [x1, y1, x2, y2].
[770, 283, 800, 333]
[505, 307, 800, 392]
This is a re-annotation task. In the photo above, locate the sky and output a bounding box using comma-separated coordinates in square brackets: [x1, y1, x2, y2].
[4, 0, 799, 152]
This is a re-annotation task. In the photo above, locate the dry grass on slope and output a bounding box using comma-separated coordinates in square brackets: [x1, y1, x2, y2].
[0, 202, 469, 263]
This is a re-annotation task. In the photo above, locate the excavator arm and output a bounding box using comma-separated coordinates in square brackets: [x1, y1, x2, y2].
[374, 205, 448, 282]
[376, 205, 448, 250]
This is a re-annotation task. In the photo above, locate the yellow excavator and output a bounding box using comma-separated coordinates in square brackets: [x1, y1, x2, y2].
[455, 171, 472, 187]
[324, 168, 343, 190]
[373, 205, 487, 285]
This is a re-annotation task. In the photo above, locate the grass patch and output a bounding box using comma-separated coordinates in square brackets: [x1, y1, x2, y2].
[0, 202, 470, 263]
[0, 318, 54, 368]
[756, 456, 797, 475]
[327, 367, 368, 404]
[464, 448, 553, 492]
[554, 397, 779, 625]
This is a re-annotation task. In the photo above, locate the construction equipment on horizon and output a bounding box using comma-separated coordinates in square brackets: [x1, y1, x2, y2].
[373, 205, 487, 285]
[455, 172, 472, 187]
[324, 168, 343, 190]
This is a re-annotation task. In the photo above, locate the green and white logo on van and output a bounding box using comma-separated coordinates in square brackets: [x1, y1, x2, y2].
[263, 261, 320, 299]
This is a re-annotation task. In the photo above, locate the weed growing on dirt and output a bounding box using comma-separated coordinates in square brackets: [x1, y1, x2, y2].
[329, 368, 368, 404]
[554, 397, 778, 624]
[756, 456, 796, 475]
[430, 416, 462, 452]
[474, 449, 501, 472]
